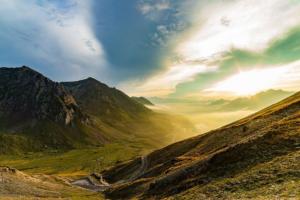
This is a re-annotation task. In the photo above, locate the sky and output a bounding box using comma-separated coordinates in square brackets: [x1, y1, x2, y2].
[1, 0, 300, 99]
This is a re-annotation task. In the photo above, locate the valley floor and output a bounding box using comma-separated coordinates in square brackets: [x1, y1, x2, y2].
[0, 143, 149, 178]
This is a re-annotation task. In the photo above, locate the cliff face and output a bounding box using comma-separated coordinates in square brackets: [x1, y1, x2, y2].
[0, 66, 83, 126]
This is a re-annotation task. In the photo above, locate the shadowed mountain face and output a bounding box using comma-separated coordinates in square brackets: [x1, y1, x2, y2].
[0, 66, 83, 126]
[0, 67, 104, 153]
[0, 66, 195, 154]
[103, 92, 300, 199]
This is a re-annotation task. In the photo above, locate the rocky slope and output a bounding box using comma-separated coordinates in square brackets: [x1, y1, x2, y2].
[102, 91, 300, 199]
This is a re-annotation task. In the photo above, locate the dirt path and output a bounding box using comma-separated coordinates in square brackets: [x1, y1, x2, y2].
[128, 156, 148, 181]
[71, 175, 110, 192]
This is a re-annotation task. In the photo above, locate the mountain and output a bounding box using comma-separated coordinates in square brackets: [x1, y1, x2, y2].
[102, 91, 300, 199]
[0, 66, 83, 125]
[0, 66, 195, 154]
[131, 97, 154, 106]
[219, 89, 295, 111]
[0, 66, 105, 153]
[62, 77, 195, 148]
[62, 78, 150, 126]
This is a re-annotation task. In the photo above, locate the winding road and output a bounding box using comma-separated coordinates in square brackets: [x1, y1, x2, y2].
[71, 174, 110, 192]
[128, 156, 148, 181]
[71, 156, 148, 191]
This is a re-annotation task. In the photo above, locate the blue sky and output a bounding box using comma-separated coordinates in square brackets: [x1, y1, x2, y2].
[0, 0, 186, 84]
[1, 0, 300, 98]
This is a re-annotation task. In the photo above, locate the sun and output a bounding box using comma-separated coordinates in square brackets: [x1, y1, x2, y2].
[207, 67, 286, 96]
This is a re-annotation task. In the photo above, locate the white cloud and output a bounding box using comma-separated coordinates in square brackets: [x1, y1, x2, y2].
[177, 0, 300, 60]
[137, 0, 171, 21]
[0, 0, 108, 81]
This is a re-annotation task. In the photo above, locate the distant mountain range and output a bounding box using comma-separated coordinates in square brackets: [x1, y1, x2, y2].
[208, 89, 295, 111]
[150, 89, 295, 113]
[102, 91, 300, 199]
[149, 89, 295, 133]
[0, 66, 195, 154]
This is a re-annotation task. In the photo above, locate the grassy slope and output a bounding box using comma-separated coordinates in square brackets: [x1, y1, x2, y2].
[0, 119, 107, 154]
[103, 92, 300, 199]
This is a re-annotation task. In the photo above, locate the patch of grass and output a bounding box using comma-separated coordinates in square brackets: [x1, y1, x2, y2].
[0, 142, 150, 177]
